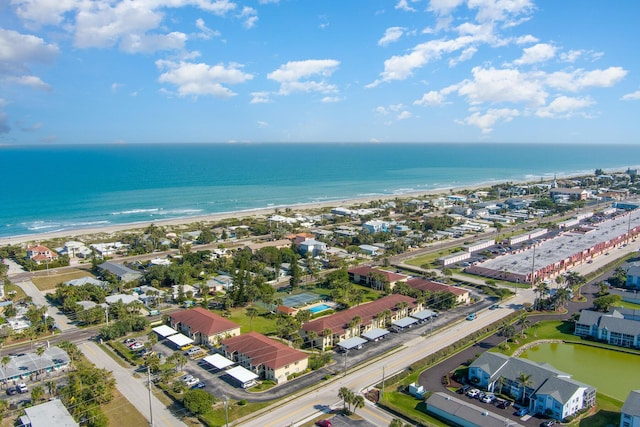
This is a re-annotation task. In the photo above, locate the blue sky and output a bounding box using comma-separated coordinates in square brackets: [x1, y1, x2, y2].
[1, 0, 639, 144]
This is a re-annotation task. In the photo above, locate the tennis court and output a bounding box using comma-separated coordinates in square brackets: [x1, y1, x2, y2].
[281, 292, 321, 308]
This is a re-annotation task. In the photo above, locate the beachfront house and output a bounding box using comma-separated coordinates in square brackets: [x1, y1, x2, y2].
[220, 331, 308, 384]
[621, 390, 640, 427]
[469, 352, 596, 421]
[299, 239, 327, 257]
[362, 220, 390, 233]
[26, 244, 58, 264]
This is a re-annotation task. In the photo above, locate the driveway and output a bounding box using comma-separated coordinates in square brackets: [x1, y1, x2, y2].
[16, 280, 75, 332]
[79, 341, 187, 427]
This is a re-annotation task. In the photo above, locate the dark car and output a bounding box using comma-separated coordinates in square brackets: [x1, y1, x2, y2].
[6, 387, 17, 396]
[541, 420, 556, 427]
[496, 399, 512, 409]
[457, 385, 471, 394]
[191, 382, 206, 389]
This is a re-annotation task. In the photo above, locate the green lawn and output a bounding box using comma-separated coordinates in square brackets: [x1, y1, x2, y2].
[573, 393, 623, 427]
[614, 300, 640, 310]
[104, 389, 150, 427]
[379, 392, 449, 427]
[31, 269, 94, 291]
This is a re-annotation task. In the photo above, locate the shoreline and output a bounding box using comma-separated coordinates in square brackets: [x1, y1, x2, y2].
[0, 168, 627, 247]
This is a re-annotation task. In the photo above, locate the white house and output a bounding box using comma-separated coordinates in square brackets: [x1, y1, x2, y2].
[621, 390, 640, 427]
[299, 239, 327, 257]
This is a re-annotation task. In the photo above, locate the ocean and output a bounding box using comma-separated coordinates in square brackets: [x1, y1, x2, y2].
[1, 143, 639, 239]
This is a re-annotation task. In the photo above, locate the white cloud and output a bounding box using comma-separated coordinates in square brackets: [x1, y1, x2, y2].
[414, 90, 446, 106]
[257, 120, 269, 127]
[397, 110, 413, 120]
[535, 95, 593, 118]
[428, 0, 465, 15]
[468, 0, 535, 25]
[239, 6, 258, 28]
[513, 43, 556, 65]
[622, 91, 640, 101]
[546, 67, 628, 92]
[321, 96, 341, 103]
[559, 49, 583, 63]
[250, 91, 271, 103]
[378, 27, 405, 46]
[156, 60, 253, 98]
[515, 34, 538, 44]
[268, 59, 340, 95]
[395, 0, 416, 12]
[456, 66, 548, 106]
[0, 29, 59, 73]
[460, 108, 520, 133]
[120, 32, 188, 54]
[12, 0, 80, 26]
[195, 18, 220, 39]
[3, 75, 52, 91]
[111, 82, 123, 92]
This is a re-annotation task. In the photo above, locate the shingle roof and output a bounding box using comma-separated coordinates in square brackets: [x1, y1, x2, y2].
[170, 307, 240, 336]
[407, 278, 469, 296]
[301, 294, 417, 335]
[221, 331, 307, 370]
[622, 390, 640, 417]
[348, 266, 408, 282]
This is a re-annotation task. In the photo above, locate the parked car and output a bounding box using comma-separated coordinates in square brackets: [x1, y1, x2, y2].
[180, 375, 194, 383]
[515, 407, 529, 416]
[191, 382, 206, 389]
[480, 393, 496, 404]
[127, 341, 139, 348]
[466, 388, 480, 398]
[316, 420, 332, 427]
[184, 377, 200, 387]
[6, 387, 17, 396]
[457, 385, 471, 395]
[17, 383, 28, 393]
[130, 342, 144, 351]
[496, 399, 512, 409]
[123, 338, 136, 345]
[541, 420, 556, 427]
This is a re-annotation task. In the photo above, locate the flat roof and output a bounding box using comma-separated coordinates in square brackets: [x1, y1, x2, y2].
[411, 309, 437, 321]
[361, 328, 389, 341]
[226, 365, 259, 385]
[392, 316, 419, 328]
[23, 399, 78, 427]
[152, 325, 178, 338]
[337, 336, 367, 350]
[203, 354, 234, 370]
[166, 333, 194, 347]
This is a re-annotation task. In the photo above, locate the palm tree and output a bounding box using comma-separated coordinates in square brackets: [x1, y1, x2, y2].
[246, 307, 259, 331]
[306, 330, 318, 353]
[338, 387, 354, 413]
[496, 376, 508, 395]
[516, 372, 533, 404]
[322, 328, 333, 351]
[31, 385, 45, 402]
[46, 380, 56, 398]
[352, 394, 365, 414]
[518, 316, 531, 338]
[530, 321, 540, 338]
[348, 316, 362, 337]
[500, 323, 516, 340]
[0, 356, 10, 389]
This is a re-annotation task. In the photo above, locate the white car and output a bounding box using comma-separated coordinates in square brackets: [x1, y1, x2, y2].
[130, 342, 144, 351]
[184, 377, 200, 387]
[466, 388, 480, 398]
[180, 374, 194, 383]
[480, 393, 496, 403]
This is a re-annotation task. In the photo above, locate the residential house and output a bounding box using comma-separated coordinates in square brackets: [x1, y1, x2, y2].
[205, 275, 233, 292]
[63, 276, 110, 289]
[550, 187, 589, 201]
[574, 309, 640, 348]
[626, 263, 640, 289]
[170, 307, 241, 346]
[621, 390, 640, 427]
[220, 331, 308, 384]
[358, 244, 382, 256]
[347, 266, 408, 291]
[58, 241, 91, 258]
[19, 399, 78, 427]
[90, 242, 128, 258]
[406, 278, 470, 305]
[299, 239, 327, 257]
[362, 220, 390, 233]
[300, 294, 421, 350]
[468, 352, 596, 421]
[26, 245, 58, 264]
[98, 261, 142, 283]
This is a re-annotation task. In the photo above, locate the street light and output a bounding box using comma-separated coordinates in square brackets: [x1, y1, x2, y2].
[343, 349, 349, 377]
[223, 395, 229, 427]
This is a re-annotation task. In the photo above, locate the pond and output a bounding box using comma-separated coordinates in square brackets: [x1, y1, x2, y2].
[519, 342, 640, 402]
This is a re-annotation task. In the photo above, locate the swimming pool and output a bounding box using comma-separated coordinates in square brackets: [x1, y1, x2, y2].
[308, 304, 331, 314]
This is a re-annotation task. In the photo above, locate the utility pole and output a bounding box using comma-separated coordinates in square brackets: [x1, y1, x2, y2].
[381, 365, 385, 399]
[223, 395, 229, 427]
[147, 366, 154, 427]
[105, 307, 109, 326]
[343, 349, 348, 377]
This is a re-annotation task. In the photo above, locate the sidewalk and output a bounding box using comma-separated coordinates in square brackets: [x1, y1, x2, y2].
[79, 341, 187, 427]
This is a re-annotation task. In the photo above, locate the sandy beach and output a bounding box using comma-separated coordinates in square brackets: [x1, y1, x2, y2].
[0, 184, 485, 247]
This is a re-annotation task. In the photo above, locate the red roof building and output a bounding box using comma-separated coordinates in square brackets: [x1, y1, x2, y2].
[348, 265, 408, 290]
[220, 331, 308, 384]
[301, 294, 420, 350]
[169, 307, 241, 346]
[26, 245, 58, 264]
[406, 278, 470, 305]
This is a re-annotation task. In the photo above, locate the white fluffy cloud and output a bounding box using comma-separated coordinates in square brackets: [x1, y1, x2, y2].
[457, 66, 548, 106]
[460, 108, 520, 133]
[379, 27, 406, 46]
[268, 59, 340, 95]
[535, 95, 593, 118]
[514, 43, 556, 65]
[546, 67, 628, 92]
[3, 75, 52, 91]
[0, 29, 59, 73]
[622, 91, 640, 101]
[414, 90, 446, 106]
[156, 60, 253, 98]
